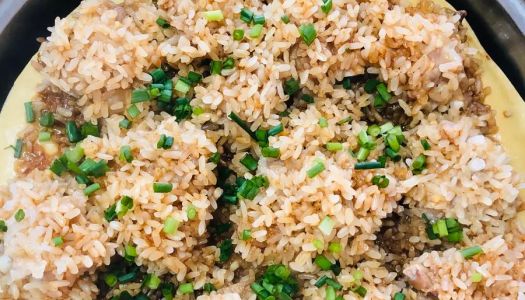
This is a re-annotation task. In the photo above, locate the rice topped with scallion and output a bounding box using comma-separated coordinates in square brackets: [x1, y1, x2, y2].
[0, 0, 523, 299]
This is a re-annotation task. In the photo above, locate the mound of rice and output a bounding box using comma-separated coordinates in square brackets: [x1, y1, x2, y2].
[0, 0, 520, 298]
[0, 171, 116, 299]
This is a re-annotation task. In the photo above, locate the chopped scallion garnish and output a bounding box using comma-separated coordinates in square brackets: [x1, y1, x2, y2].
[319, 117, 328, 128]
[144, 273, 161, 289]
[364, 79, 380, 93]
[175, 78, 191, 93]
[328, 242, 342, 254]
[326, 142, 343, 152]
[371, 175, 389, 188]
[218, 238, 233, 262]
[240, 153, 258, 171]
[178, 283, 194, 294]
[336, 116, 352, 125]
[314, 255, 332, 270]
[321, 0, 333, 14]
[84, 183, 101, 196]
[81, 122, 100, 138]
[119, 118, 132, 129]
[65, 145, 85, 163]
[13, 139, 23, 159]
[352, 285, 367, 297]
[104, 273, 118, 287]
[0, 220, 7, 232]
[261, 147, 280, 158]
[38, 131, 51, 142]
[307, 159, 325, 178]
[52, 236, 64, 247]
[210, 60, 223, 75]
[460, 245, 483, 259]
[124, 244, 137, 261]
[421, 139, 431, 150]
[240, 8, 254, 24]
[163, 216, 179, 234]
[393, 292, 406, 300]
[412, 154, 426, 173]
[156, 17, 170, 28]
[249, 24, 264, 38]
[281, 15, 290, 24]
[24, 102, 34, 123]
[127, 104, 141, 118]
[39, 111, 55, 128]
[319, 216, 334, 235]
[299, 23, 317, 46]
[204, 10, 224, 21]
[14, 209, 25, 222]
[268, 123, 283, 136]
[119, 145, 133, 163]
[153, 182, 173, 193]
[186, 206, 197, 220]
[223, 57, 235, 70]
[65, 121, 82, 143]
[228, 112, 257, 140]
[354, 161, 384, 170]
[241, 229, 252, 240]
[233, 29, 245, 41]
[131, 88, 151, 103]
[283, 78, 300, 96]
[471, 272, 483, 283]
[301, 94, 314, 103]
[253, 14, 265, 25]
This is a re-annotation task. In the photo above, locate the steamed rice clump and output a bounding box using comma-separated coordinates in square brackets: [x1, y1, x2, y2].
[0, 0, 518, 298]
[0, 171, 116, 299]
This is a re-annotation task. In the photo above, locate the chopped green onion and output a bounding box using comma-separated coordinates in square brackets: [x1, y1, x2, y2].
[240, 153, 258, 171]
[127, 104, 141, 118]
[0, 220, 7, 232]
[367, 125, 381, 137]
[81, 122, 100, 138]
[283, 78, 300, 96]
[460, 245, 483, 259]
[319, 117, 328, 128]
[163, 216, 179, 234]
[193, 106, 204, 116]
[39, 111, 55, 127]
[268, 123, 283, 136]
[336, 116, 352, 125]
[80, 159, 109, 177]
[104, 273, 118, 287]
[240, 8, 254, 24]
[471, 272, 483, 283]
[356, 147, 370, 162]
[353, 285, 367, 297]
[281, 15, 290, 24]
[144, 273, 161, 289]
[119, 145, 133, 163]
[65, 145, 85, 163]
[158, 89, 172, 103]
[313, 239, 324, 250]
[104, 204, 117, 222]
[118, 272, 138, 284]
[315, 275, 329, 288]
[124, 244, 137, 261]
[314, 255, 332, 270]
[326, 278, 342, 290]
[321, 0, 333, 14]
[364, 79, 380, 93]
[261, 147, 280, 158]
[385, 135, 400, 152]
[342, 77, 352, 89]
[412, 154, 426, 173]
[237, 179, 259, 200]
[209, 152, 220, 164]
[326, 142, 343, 152]
[319, 216, 334, 236]
[241, 229, 252, 240]
[436, 219, 448, 237]
[14, 209, 25, 222]
[301, 94, 314, 103]
[373, 94, 387, 107]
[204, 10, 224, 21]
[178, 283, 194, 294]
[447, 231, 463, 243]
[210, 60, 223, 75]
[24, 102, 34, 123]
[352, 269, 364, 281]
[228, 112, 257, 140]
[150, 87, 161, 98]
[160, 282, 175, 300]
[385, 147, 401, 161]
[75, 175, 92, 185]
[13, 139, 23, 159]
[65, 121, 82, 143]
[186, 206, 197, 220]
[173, 97, 193, 121]
[255, 129, 268, 146]
[187, 71, 202, 85]
[326, 285, 336, 300]
[380, 122, 394, 134]
[156, 17, 170, 28]
[49, 159, 66, 176]
[116, 196, 133, 218]
[175, 78, 191, 93]
[249, 24, 264, 38]
[119, 118, 132, 129]
[223, 57, 235, 70]
[307, 159, 325, 178]
[355, 161, 384, 170]
[157, 134, 166, 149]
[376, 83, 392, 102]
[153, 182, 173, 193]
[358, 130, 376, 150]
[372, 175, 389, 188]
[421, 139, 431, 150]
[328, 242, 342, 254]
[233, 29, 245, 41]
[131, 89, 151, 103]
[219, 238, 233, 262]
[149, 67, 167, 82]
[203, 283, 216, 294]
[253, 14, 265, 25]
[393, 292, 406, 300]
[299, 23, 317, 46]
[84, 183, 101, 196]
[38, 131, 51, 142]
[52, 236, 64, 247]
